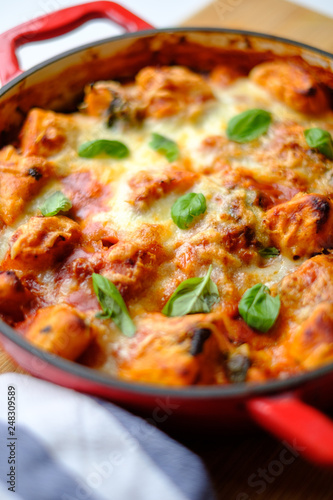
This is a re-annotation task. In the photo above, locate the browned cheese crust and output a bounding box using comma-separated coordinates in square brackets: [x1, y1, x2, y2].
[1, 56, 333, 386]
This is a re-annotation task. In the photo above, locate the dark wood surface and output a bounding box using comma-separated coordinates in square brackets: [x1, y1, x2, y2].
[190, 432, 333, 499]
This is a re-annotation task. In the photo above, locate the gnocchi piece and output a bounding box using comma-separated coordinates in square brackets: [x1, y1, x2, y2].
[264, 193, 333, 258]
[99, 225, 165, 298]
[117, 314, 226, 386]
[26, 304, 92, 360]
[0, 149, 52, 225]
[136, 66, 215, 118]
[278, 254, 333, 319]
[0, 271, 32, 320]
[289, 302, 333, 370]
[250, 61, 329, 114]
[10, 216, 81, 269]
[20, 108, 76, 157]
[127, 168, 198, 210]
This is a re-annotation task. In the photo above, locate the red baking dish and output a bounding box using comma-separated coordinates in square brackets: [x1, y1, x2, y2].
[1, 0, 333, 466]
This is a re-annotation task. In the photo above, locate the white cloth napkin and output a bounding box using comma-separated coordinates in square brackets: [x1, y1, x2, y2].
[0, 374, 216, 500]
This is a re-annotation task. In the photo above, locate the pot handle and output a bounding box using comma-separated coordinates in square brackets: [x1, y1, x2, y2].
[247, 394, 333, 466]
[0, 1, 154, 86]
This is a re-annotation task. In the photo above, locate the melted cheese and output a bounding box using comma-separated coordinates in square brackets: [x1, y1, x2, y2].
[0, 78, 328, 298]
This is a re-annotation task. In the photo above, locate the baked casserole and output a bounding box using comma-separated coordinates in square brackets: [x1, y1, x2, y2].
[1, 54, 333, 386]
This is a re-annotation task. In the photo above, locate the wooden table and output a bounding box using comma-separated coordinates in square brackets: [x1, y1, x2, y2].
[1, 0, 333, 498]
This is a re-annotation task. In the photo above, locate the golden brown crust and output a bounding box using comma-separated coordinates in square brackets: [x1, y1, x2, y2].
[97, 225, 167, 298]
[254, 121, 328, 186]
[25, 304, 92, 361]
[136, 66, 215, 118]
[9, 216, 82, 270]
[20, 108, 76, 157]
[278, 255, 333, 315]
[127, 168, 198, 210]
[0, 271, 32, 321]
[83, 66, 215, 122]
[264, 193, 333, 258]
[0, 150, 52, 224]
[117, 314, 227, 386]
[289, 302, 333, 370]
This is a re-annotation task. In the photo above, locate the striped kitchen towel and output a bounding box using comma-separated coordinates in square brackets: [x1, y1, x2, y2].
[0, 373, 216, 500]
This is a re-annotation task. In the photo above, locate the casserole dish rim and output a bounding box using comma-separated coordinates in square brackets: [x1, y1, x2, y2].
[2, 26, 333, 96]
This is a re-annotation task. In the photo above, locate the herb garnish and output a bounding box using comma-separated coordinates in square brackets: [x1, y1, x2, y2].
[162, 265, 219, 317]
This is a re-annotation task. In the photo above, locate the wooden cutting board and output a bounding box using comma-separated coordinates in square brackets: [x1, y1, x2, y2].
[1, 1, 333, 499]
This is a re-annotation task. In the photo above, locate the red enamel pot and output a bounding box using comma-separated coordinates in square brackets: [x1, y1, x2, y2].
[1, 0, 333, 467]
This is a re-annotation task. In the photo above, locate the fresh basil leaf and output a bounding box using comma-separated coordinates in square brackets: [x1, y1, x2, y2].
[258, 247, 280, 258]
[304, 128, 333, 160]
[239, 283, 280, 333]
[78, 139, 129, 159]
[149, 133, 179, 162]
[171, 192, 206, 229]
[40, 191, 72, 217]
[227, 109, 271, 143]
[162, 265, 219, 317]
[92, 273, 136, 337]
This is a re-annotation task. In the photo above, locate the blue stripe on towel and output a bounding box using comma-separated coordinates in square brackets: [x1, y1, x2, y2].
[0, 422, 104, 500]
[94, 399, 216, 500]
